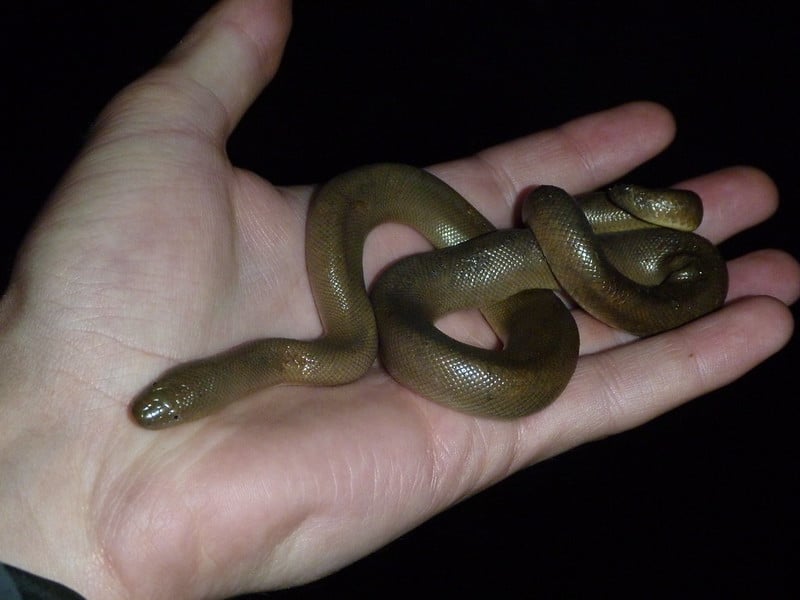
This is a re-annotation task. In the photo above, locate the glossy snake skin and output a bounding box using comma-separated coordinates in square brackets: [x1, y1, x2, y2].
[132, 164, 727, 428]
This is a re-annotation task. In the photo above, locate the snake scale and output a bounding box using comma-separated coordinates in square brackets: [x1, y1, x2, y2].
[132, 163, 727, 428]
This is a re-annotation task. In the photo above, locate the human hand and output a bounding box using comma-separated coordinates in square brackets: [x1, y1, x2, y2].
[1, 1, 797, 598]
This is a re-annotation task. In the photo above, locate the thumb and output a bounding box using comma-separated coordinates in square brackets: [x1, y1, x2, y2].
[97, 0, 293, 144]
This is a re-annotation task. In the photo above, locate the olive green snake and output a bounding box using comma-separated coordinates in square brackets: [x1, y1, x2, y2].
[131, 163, 727, 428]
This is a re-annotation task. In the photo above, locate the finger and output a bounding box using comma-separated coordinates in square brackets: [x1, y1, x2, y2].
[674, 166, 779, 243]
[574, 247, 800, 355]
[520, 295, 794, 462]
[430, 101, 676, 226]
[726, 249, 800, 305]
[98, 0, 292, 142]
[574, 166, 795, 354]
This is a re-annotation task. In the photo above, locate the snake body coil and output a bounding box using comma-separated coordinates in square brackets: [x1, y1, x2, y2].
[132, 164, 727, 428]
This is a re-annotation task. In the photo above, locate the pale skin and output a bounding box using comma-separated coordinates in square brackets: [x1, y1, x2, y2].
[0, 1, 798, 599]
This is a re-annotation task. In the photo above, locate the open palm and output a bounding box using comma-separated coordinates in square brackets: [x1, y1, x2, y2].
[1, 2, 797, 599]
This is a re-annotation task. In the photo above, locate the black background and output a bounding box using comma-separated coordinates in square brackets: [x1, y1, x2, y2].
[2, 2, 797, 597]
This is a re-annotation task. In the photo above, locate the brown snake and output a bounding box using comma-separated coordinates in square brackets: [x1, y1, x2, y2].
[131, 163, 727, 428]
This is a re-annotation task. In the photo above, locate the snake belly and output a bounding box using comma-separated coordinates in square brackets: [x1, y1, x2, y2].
[131, 163, 727, 428]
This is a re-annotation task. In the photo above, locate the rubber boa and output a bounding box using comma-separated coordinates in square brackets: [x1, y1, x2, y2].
[131, 163, 727, 427]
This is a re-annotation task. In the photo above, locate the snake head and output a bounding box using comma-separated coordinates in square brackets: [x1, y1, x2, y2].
[131, 358, 226, 429]
[131, 380, 188, 429]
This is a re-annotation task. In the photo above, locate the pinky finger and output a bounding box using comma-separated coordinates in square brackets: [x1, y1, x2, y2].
[522, 295, 794, 461]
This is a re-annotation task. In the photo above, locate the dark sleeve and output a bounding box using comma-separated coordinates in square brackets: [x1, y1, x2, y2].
[0, 564, 86, 600]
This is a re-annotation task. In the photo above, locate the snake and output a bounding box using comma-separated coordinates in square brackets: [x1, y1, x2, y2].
[131, 163, 727, 428]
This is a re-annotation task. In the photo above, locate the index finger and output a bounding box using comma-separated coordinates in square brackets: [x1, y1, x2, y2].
[429, 101, 676, 227]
